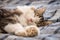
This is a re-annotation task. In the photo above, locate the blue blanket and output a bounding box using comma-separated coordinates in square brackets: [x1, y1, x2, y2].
[0, 0, 60, 40]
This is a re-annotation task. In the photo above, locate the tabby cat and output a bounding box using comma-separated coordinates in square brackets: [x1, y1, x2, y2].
[0, 6, 52, 37]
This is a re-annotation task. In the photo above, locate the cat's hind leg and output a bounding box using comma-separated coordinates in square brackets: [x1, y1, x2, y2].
[4, 23, 27, 36]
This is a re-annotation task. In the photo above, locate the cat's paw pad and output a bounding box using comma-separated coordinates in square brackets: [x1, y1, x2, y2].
[26, 26, 39, 37]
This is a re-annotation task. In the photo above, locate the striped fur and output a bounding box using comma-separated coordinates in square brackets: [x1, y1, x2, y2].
[0, 6, 52, 37]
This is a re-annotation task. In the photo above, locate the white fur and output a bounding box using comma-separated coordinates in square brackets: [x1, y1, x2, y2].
[4, 23, 25, 33]
[4, 6, 40, 36]
[16, 6, 40, 26]
[25, 25, 40, 35]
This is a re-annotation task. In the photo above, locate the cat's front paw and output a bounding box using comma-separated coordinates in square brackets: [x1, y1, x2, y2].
[25, 25, 39, 37]
[15, 25, 40, 37]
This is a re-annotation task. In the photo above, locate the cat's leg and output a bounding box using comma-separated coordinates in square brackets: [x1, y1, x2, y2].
[15, 29, 27, 36]
[25, 25, 40, 37]
[15, 25, 40, 37]
[4, 23, 40, 37]
[4, 23, 27, 36]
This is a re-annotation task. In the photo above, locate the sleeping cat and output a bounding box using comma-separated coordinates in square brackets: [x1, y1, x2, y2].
[0, 6, 52, 37]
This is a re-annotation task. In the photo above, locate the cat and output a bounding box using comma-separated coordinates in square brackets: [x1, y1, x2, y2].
[0, 6, 52, 37]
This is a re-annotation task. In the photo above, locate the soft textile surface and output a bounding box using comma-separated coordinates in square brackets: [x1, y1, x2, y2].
[0, 0, 60, 40]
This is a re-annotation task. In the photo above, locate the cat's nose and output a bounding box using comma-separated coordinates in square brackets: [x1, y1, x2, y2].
[28, 18, 33, 22]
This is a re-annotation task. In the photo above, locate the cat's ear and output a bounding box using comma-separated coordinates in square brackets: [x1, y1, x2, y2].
[38, 7, 46, 14]
[34, 7, 46, 17]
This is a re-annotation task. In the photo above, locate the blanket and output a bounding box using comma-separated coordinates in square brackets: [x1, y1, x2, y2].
[0, 0, 60, 40]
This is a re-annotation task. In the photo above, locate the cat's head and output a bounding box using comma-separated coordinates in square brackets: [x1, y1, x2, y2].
[15, 6, 46, 22]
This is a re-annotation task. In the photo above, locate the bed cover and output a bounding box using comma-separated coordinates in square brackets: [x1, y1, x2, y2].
[0, 0, 60, 40]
